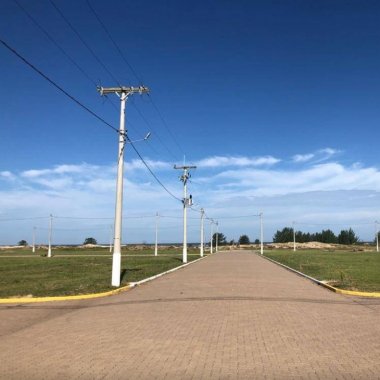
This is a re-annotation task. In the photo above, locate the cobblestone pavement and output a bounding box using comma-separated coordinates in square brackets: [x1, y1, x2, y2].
[1, 251, 379, 379]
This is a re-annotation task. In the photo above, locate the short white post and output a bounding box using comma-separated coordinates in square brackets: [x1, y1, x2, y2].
[293, 221, 296, 252]
[260, 212, 264, 255]
[47, 214, 53, 258]
[200, 208, 204, 257]
[155, 212, 159, 256]
[32, 226, 36, 253]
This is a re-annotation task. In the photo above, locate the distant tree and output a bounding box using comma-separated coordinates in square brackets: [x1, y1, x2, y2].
[254, 238, 260, 244]
[212, 232, 227, 246]
[238, 235, 250, 245]
[338, 228, 359, 245]
[320, 229, 338, 244]
[18, 240, 28, 246]
[273, 227, 293, 243]
[229, 239, 235, 245]
[83, 237, 97, 245]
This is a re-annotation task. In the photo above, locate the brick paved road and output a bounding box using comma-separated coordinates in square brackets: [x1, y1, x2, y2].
[1, 251, 379, 379]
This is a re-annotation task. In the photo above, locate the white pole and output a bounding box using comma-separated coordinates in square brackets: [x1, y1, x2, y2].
[32, 226, 36, 253]
[47, 214, 52, 258]
[215, 221, 219, 252]
[109, 225, 113, 253]
[200, 208, 204, 257]
[260, 212, 264, 255]
[111, 93, 127, 287]
[155, 212, 159, 256]
[183, 170, 188, 263]
[376, 221, 379, 253]
[293, 221, 296, 252]
[210, 221, 213, 254]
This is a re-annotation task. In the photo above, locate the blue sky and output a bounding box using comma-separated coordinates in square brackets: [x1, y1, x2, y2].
[1, 0, 380, 244]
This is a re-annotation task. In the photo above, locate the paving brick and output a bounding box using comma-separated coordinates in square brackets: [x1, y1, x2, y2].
[0, 251, 379, 379]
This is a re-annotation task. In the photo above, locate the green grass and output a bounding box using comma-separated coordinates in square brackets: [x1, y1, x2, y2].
[0, 247, 203, 298]
[265, 249, 380, 292]
[0, 246, 200, 256]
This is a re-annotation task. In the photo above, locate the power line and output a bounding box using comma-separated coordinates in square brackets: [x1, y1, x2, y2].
[0, 37, 119, 135]
[48, 0, 121, 86]
[130, 102, 179, 161]
[0, 38, 182, 204]
[127, 137, 182, 202]
[0, 216, 49, 222]
[84, 0, 184, 160]
[85, 0, 140, 84]
[147, 94, 186, 157]
[14, 0, 98, 86]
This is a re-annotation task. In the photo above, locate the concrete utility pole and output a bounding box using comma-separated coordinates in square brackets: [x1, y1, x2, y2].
[32, 226, 36, 253]
[292, 221, 296, 252]
[200, 208, 204, 257]
[48, 214, 53, 258]
[215, 221, 219, 252]
[210, 220, 214, 254]
[174, 165, 196, 263]
[155, 212, 159, 256]
[259, 212, 264, 255]
[98, 86, 149, 287]
[376, 221, 379, 253]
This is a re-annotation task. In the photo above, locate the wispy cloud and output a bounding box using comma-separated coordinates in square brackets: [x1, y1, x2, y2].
[292, 153, 314, 163]
[1, 151, 379, 244]
[0, 171, 14, 180]
[196, 155, 280, 168]
[292, 147, 340, 164]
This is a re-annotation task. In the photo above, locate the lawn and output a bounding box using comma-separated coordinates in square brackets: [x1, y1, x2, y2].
[264, 249, 380, 292]
[0, 247, 204, 298]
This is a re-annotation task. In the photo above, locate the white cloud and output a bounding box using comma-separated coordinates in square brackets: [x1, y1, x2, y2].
[1, 151, 380, 244]
[196, 155, 280, 168]
[292, 154, 314, 163]
[0, 171, 14, 180]
[291, 147, 340, 164]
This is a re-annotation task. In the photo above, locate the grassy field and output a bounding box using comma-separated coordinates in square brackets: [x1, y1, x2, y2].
[0, 247, 203, 298]
[264, 249, 380, 292]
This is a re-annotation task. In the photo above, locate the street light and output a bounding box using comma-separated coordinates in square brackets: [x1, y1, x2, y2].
[125, 132, 151, 144]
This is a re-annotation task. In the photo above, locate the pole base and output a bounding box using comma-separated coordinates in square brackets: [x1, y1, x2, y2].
[111, 251, 122, 287]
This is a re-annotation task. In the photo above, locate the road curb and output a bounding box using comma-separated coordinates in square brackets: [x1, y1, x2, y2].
[0, 254, 211, 304]
[258, 252, 380, 298]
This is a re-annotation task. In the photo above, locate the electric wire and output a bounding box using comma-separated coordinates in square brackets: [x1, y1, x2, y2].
[0, 216, 49, 222]
[85, 0, 140, 84]
[48, 0, 172, 160]
[0, 37, 119, 134]
[0, 38, 181, 203]
[14, 0, 122, 118]
[127, 136, 182, 202]
[85, 0, 185, 160]
[48, 0, 121, 86]
[13, 0, 98, 87]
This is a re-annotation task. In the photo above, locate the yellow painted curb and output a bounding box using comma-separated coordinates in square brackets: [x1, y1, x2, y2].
[259, 253, 380, 298]
[324, 285, 380, 298]
[0, 284, 132, 304]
